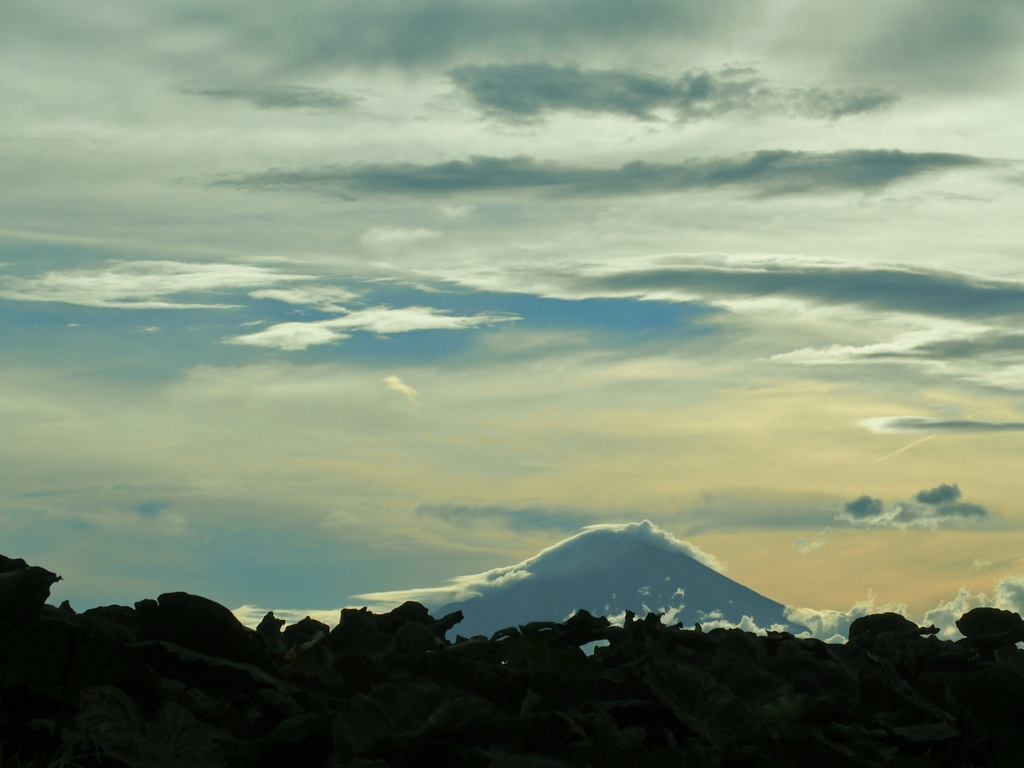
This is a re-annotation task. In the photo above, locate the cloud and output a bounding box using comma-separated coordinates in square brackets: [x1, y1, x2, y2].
[773, 326, 1024, 368]
[842, 495, 884, 519]
[439, 204, 472, 219]
[785, 594, 908, 643]
[233, 606, 342, 630]
[789, 572, 1024, 643]
[0, 261, 306, 309]
[432, 254, 1024, 391]
[773, 333, 980, 366]
[796, 528, 832, 554]
[183, 84, 359, 111]
[846, 0, 1024, 90]
[688, 612, 790, 636]
[227, 305, 519, 350]
[861, 416, 1024, 434]
[416, 502, 600, 533]
[361, 227, 441, 247]
[384, 375, 418, 404]
[451, 63, 899, 122]
[327, 306, 518, 334]
[225, 322, 350, 351]
[578, 521, 725, 571]
[881, 332, 1024, 360]
[923, 573, 1024, 640]
[249, 285, 359, 312]
[837, 483, 993, 529]
[565, 256, 1024, 319]
[212, 150, 989, 200]
[680, 494, 836, 536]
[134, 500, 170, 516]
[915, 482, 962, 505]
[186, 0, 747, 72]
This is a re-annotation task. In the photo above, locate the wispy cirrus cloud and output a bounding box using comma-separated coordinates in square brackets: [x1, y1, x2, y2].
[0, 261, 306, 309]
[563, 257, 1024, 318]
[451, 64, 899, 122]
[182, 84, 359, 111]
[227, 305, 519, 351]
[861, 416, 1024, 434]
[417, 501, 601, 533]
[249, 285, 359, 312]
[384, 375, 419, 404]
[361, 227, 441, 247]
[212, 150, 989, 200]
[887, 332, 1024, 360]
[454, 255, 1024, 321]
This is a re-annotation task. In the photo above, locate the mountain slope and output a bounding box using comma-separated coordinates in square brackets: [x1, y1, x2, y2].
[431, 521, 807, 638]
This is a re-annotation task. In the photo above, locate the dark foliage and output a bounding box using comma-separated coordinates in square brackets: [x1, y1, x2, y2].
[2, 553, 1024, 767]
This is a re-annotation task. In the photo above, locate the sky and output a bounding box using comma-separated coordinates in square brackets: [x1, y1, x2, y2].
[3, 0, 1024, 620]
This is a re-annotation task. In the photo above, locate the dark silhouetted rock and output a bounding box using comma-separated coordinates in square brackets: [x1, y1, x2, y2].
[848, 611, 920, 641]
[5, 550, 1024, 767]
[281, 614, 331, 650]
[135, 591, 267, 665]
[956, 606, 1024, 642]
[0, 556, 62, 617]
[257, 610, 288, 656]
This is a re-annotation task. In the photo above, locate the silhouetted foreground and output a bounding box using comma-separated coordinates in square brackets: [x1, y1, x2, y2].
[4, 554, 1024, 767]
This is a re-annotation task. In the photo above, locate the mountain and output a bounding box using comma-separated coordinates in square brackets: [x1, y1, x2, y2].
[430, 520, 808, 639]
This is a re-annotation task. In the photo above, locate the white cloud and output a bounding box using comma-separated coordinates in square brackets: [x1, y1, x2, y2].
[923, 574, 1024, 640]
[249, 286, 358, 312]
[771, 324, 990, 366]
[694, 611, 790, 635]
[227, 322, 350, 351]
[967, 364, 1024, 392]
[384, 375, 418, 404]
[227, 305, 518, 350]
[576, 521, 725, 572]
[330, 306, 517, 334]
[362, 227, 441, 247]
[233, 605, 342, 630]
[785, 594, 908, 643]
[0, 261, 307, 309]
[796, 527, 832, 553]
[439, 204, 473, 219]
[355, 568, 534, 612]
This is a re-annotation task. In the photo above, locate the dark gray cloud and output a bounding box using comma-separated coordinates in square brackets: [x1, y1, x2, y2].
[914, 483, 961, 505]
[417, 502, 599, 533]
[843, 495, 884, 519]
[837, 483, 993, 529]
[213, 150, 986, 199]
[570, 261, 1024, 319]
[850, 0, 1024, 90]
[450, 64, 899, 122]
[183, 85, 359, 111]
[135, 500, 171, 516]
[862, 417, 1024, 434]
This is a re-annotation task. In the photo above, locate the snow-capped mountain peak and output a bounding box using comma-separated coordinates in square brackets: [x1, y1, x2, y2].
[422, 521, 806, 638]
